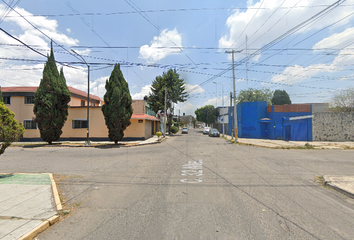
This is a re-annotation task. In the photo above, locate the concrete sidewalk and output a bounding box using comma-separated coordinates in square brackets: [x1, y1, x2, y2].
[222, 134, 354, 149]
[0, 173, 60, 240]
[322, 176, 354, 199]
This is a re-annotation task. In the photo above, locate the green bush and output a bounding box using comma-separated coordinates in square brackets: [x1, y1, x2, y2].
[156, 132, 162, 138]
[171, 126, 179, 134]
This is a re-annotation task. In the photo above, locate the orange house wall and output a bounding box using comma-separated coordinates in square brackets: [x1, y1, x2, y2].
[5, 95, 157, 140]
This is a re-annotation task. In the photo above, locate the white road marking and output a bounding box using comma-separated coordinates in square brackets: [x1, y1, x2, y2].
[180, 160, 203, 183]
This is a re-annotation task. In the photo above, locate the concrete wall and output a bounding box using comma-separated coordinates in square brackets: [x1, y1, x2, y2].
[313, 112, 354, 141]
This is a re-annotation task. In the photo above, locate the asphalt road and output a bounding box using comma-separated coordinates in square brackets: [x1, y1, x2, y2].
[1, 129, 354, 239]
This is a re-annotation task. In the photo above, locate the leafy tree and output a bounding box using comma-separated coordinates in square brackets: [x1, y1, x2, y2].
[33, 42, 71, 144]
[102, 64, 133, 144]
[195, 105, 218, 126]
[271, 90, 291, 105]
[237, 88, 273, 105]
[0, 102, 25, 155]
[147, 69, 188, 134]
[330, 87, 354, 112]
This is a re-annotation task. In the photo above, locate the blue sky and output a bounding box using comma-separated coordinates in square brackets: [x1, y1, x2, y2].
[1, 0, 354, 116]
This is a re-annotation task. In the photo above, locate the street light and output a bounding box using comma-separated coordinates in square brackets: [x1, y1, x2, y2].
[213, 81, 224, 137]
[225, 49, 242, 140]
[71, 49, 90, 145]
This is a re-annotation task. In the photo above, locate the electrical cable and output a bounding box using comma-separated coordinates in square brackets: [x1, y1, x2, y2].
[1, 0, 83, 63]
[188, 0, 346, 94]
[124, 0, 198, 68]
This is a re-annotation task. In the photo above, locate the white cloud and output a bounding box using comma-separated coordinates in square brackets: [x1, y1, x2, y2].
[204, 96, 226, 108]
[71, 48, 92, 56]
[0, 63, 43, 87]
[219, 0, 354, 61]
[272, 26, 354, 84]
[1, 4, 79, 50]
[175, 102, 197, 117]
[139, 28, 182, 62]
[185, 83, 205, 94]
[131, 85, 152, 100]
[313, 27, 354, 50]
[66, 28, 71, 33]
[271, 64, 325, 84]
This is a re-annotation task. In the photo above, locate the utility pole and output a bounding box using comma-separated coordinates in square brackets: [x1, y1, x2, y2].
[179, 109, 180, 127]
[213, 82, 224, 137]
[164, 87, 167, 137]
[230, 92, 233, 140]
[72, 49, 90, 145]
[225, 49, 241, 140]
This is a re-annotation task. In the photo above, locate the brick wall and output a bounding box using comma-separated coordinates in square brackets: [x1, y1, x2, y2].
[313, 112, 354, 141]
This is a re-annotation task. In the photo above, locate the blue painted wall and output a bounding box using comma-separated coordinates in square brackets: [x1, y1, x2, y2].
[227, 102, 313, 141]
[267, 109, 312, 141]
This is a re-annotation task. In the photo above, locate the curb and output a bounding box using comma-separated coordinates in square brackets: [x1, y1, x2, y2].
[323, 177, 354, 199]
[18, 215, 59, 240]
[10, 173, 62, 240]
[10, 141, 162, 148]
[49, 173, 62, 211]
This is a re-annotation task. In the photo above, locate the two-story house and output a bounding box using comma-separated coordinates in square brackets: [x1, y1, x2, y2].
[2, 86, 159, 141]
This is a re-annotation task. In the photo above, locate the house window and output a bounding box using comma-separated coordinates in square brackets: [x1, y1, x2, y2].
[3, 96, 10, 105]
[25, 96, 34, 104]
[24, 120, 37, 129]
[81, 100, 85, 106]
[72, 120, 88, 129]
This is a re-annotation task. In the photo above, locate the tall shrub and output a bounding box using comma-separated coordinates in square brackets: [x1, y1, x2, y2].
[102, 64, 133, 144]
[33, 42, 71, 144]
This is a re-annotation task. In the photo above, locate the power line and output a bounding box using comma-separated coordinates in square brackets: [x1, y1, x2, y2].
[0, 0, 21, 23]
[226, 0, 266, 51]
[1, 0, 82, 63]
[124, 0, 198, 68]
[4, 5, 354, 18]
[188, 0, 346, 94]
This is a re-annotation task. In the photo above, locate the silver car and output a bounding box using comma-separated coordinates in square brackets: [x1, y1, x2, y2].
[203, 127, 210, 134]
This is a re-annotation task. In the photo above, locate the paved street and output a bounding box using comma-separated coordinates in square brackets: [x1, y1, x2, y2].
[1, 129, 354, 239]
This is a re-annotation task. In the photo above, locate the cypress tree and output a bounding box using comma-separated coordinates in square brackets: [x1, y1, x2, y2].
[102, 64, 133, 144]
[33, 42, 71, 144]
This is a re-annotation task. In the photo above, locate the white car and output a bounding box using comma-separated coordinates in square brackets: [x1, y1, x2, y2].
[182, 127, 188, 134]
[203, 127, 210, 134]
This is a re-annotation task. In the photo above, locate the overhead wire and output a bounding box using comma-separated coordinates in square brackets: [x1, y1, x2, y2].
[3, 5, 353, 18]
[1, 0, 83, 63]
[226, 0, 266, 51]
[0, 0, 21, 23]
[188, 0, 347, 94]
[124, 0, 198, 68]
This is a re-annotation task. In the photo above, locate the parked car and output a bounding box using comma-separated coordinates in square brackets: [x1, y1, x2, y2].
[209, 128, 220, 137]
[203, 127, 210, 134]
[182, 127, 188, 134]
